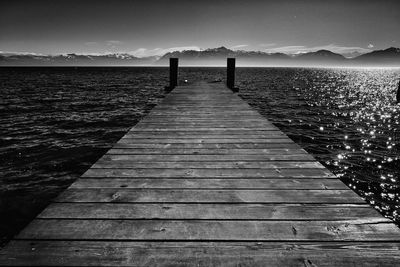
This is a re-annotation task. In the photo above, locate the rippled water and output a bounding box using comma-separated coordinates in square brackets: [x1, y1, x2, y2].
[0, 67, 399, 244]
[0, 67, 167, 244]
[236, 68, 400, 222]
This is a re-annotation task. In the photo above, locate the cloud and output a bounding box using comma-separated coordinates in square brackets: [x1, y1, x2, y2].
[130, 48, 150, 57]
[0, 50, 45, 56]
[368, 43, 374, 48]
[84, 41, 98, 46]
[106, 40, 123, 45]
[105, 40, 124, 49]
[265, 45, 306, 54]
[161, 46, 201, 54]
[259, 43, 276, 48]
[265, 44, 373, 55]
[130, 46, 201, 57]
[231, 44, 248, 50]
[84, 40, 124, 49]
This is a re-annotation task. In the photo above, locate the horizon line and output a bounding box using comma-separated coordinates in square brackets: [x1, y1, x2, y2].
[1, 46, 399, 59]
[2, 65, 400, 69]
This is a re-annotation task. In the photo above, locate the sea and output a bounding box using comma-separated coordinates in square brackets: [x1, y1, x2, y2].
[0, 66, 399, 244]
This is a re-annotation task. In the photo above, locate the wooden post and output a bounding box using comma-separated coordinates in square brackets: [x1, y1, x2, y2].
[165, 58, 178, 92]
[227, 58, 238, 92]
[397, 80, 400, 104]
[227, 58, 235, 89]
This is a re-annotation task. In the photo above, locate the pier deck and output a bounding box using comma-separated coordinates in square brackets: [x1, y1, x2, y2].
[1, 81, 400, 266]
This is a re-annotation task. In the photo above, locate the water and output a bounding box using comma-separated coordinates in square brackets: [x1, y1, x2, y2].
[236, 67, 400, 221]
[0, 67, 399, 244]
[0, 67, 167, 245]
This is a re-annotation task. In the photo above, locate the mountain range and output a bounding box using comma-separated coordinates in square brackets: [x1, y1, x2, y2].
[1, 47, 400, 67]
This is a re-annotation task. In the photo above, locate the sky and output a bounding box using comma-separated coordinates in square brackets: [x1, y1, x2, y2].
[1, 0, 399, 57]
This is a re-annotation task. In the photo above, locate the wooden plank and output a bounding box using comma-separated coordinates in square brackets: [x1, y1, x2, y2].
[98, 154, 316, 162]
[117, 138, 294, 144]
[54, 189, 365, 203]
[16, 219, 398, 241]
[143, 115, 268, 119]
[102, 153, 314, 162]
[138, 118, 270, 121]
[106, 148, 308, 155]
[142, 117, 264, 120]
[136, 118, 272, 122]
[38, 203, 378, 220]
[142, 111, 262, 114]
[140, 118, 270, 121]
[82, 168, 336, 178]
[122, 134, 287, 139]
[127, 130, 284, 134]
[137, 122, 274, 125]
[112, 143, 302, 149]
[133, 126, 277, 130]
[70, 178, 348, 189]
[130, 127, 280, 131]
[91, 161, 324, 169]
[2, 241, 400, 267]
[143, 119, 267, 122]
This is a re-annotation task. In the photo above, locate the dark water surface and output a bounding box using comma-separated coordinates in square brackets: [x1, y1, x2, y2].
[0, 67, 399, 244]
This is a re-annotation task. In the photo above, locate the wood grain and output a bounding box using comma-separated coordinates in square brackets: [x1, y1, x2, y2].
[1, 81, 399, 266]
[39, 203, 378, 220]
[2, 241, 400, 267]
[55, 189, 365, 203]
[17, 219, 398, 241]
[70, 178, 348, 189]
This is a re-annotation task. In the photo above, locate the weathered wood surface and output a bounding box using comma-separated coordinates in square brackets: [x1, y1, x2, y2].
[1, 81, 399, 266]
[3, 241, 400, 267]
[38, 203, 376, 220]
[54, 188, 365, 203]
[70, 177, 348, 189]
[82, 168, 335, 178]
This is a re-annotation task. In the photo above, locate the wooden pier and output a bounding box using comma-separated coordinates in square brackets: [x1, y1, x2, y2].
[1, 81, 400, 266]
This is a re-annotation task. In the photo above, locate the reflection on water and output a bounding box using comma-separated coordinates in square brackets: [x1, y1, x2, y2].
[238, 67, 400, 222]
[0, 66, 399, 245]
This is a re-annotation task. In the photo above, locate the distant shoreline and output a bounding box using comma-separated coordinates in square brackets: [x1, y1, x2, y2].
[1, 47, 400, 68]
[1, 65, 400, 69]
